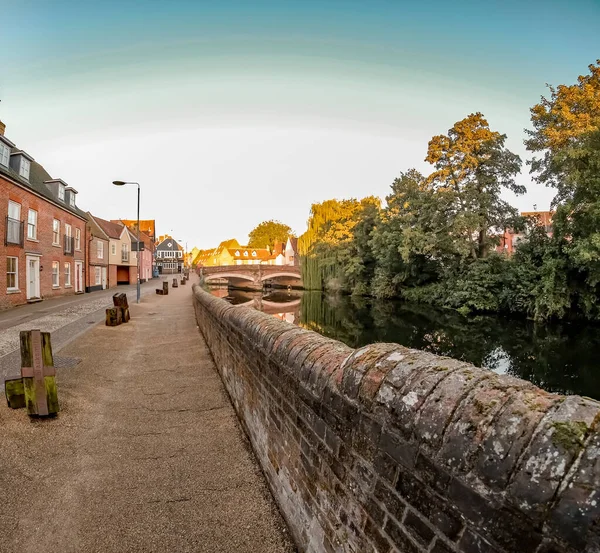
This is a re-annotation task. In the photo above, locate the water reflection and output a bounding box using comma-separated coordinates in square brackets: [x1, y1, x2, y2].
[210, 287, 600, 400]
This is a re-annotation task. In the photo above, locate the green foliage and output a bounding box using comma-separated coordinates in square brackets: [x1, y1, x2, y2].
[247, 220, 293, 249]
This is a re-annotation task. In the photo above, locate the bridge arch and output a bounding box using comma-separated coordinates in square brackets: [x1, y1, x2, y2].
[203, 272, 256, 283]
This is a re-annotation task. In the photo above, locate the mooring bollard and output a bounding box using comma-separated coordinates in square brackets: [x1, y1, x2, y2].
[106, 307, 123, 326]
[163, 281, 169, 295]
[181, 278, 186, 285]
[113, 292, 130, 322]
[173, 278, 178, 288]
[4, 330, 59, 416]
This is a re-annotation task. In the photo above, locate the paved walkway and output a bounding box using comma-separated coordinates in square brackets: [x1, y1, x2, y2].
[0, 278, 295, 553]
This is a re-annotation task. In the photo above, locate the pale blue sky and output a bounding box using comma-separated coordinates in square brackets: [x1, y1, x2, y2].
[1, 1, 598, 248]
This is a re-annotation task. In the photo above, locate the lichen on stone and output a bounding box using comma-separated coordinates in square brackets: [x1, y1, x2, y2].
[551, 420, 588, 453]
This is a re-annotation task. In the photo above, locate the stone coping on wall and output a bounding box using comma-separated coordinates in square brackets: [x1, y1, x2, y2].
[192, 284, 600, 553]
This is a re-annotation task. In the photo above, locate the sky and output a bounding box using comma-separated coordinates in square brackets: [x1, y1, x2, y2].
[1, 0, 599, 249]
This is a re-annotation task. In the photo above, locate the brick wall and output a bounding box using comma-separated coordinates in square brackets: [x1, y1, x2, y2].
[0, 175, 86, 309]
[192, 285, 600, 553]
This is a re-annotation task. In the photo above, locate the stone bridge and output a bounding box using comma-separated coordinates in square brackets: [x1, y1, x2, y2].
[198, 264, 303, 290]
[192, 284, 600, 553]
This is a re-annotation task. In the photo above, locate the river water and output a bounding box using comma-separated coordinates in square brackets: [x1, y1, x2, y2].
[210, 287, 600, 400]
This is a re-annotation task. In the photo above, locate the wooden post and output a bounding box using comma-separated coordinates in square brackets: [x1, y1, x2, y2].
[106, 307, 122, 326]
[181, 278, 186, 285]
[113, 293, 130, 322]
[172, 278, 178, 288]
[5, 378, 25, 409]
[19, 330, 59, 416]
[163, 281, 169, 295]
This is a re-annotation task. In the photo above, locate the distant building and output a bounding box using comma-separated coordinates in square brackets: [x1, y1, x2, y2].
[92, 216, 138, 285]
[496, 211, 554, 255]
[156, 237, 183, 274]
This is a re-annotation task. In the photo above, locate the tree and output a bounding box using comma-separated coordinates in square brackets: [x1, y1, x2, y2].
[426, 113, 524, 259]
[525, 61, 600, 319]
[247, 220, 293, 249]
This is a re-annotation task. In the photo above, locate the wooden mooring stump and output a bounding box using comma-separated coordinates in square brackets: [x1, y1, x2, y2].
[113, 292, 130, 323]
[181, 278, 186, 285]
[4, 330, 59, 416]
[156, 281, 169, 295]
[173, 278, 178, 288]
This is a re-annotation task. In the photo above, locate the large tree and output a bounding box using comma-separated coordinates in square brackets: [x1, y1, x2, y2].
[426, 113, 524, 259]
[524, 60, 600, 319]
[247, 220, 293, 249]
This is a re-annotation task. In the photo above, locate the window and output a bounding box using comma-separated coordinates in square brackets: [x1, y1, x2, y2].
[0, 143, 9, 167]
[97, 240, 104, 259]
[121, 243, 129, 262]
[7, 257, 18, 290]
[64, 262, 71, 286]
[75, 228, 81, 250]
[8, 200, 20, 220]
[69, 193, 75, 207]
[243, 251, 248, 257]
[52, 261, 60, 287]
[95, 266, 102, 285]
[53, 219, 60, 245]
[58, 185, 65, 201]
[252, 251, 257, 257]
[235, 251, 240, 256]
[19, 158, 30, 180]
[6, 201, 22, 245]
[111, 243, 116, 255]
[27, 209, 37, 240]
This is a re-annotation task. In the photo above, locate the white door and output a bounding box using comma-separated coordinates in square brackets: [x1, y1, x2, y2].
[75, 261, 83, 293]
[101, 267, 108, 290]
[26, 256, 40, 299]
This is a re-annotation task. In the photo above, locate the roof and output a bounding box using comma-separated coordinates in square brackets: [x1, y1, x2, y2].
[0, 135, 87, 220]
[118, 219, 156, 240]
[156, 237, 182, 251]
[94, 216, 126, 239]
[227, 248, 272, 260]
[287, 237, 298, 252]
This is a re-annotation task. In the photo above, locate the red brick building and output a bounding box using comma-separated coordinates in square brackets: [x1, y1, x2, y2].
[0, 122, 87, 310]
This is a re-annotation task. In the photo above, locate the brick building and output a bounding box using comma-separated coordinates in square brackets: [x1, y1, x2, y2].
[0, 122, 87, 309]
[85, 212, 110, 292]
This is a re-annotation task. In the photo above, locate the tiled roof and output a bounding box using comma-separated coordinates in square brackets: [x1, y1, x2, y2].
[227, 248, 271, 260]
[0, 137, 87, 220]
[94, 216, 125, 239]
[114, 219, 156, 240]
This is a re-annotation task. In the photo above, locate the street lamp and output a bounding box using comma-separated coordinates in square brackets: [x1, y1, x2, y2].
[113, 180, 141, 304]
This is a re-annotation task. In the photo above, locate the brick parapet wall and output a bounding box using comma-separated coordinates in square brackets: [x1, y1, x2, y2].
[192, 285, 600, 553]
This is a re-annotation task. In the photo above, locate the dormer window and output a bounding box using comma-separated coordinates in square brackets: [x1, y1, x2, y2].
[235, 251, 240, 256]
[69, 193, 75, 207]
[58, 185, 65, 201]
[19, 158, 30, 180]
[0, 142, 9, 167]
[243, 251, 248, 257]
[252, 251, 257, 257]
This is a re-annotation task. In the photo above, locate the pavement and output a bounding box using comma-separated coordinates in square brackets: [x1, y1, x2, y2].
[0, 276, 295, 553]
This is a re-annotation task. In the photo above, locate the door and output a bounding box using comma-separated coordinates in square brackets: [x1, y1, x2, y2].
[75, 261, 83, 293]
[26, 256, 40, 299]
[101, 267, 107, 289]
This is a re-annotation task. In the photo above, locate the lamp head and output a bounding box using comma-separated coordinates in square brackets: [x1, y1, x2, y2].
[112, 180, 126, 186]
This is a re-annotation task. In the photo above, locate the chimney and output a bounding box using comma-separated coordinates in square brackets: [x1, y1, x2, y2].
[0, 120, 5, 136]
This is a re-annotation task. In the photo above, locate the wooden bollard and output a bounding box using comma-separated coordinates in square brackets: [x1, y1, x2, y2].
[106, 307, 122, 326]
[172, 278, 178, 288]
[4, 330, 59, 416]
[113, 293, 130, 322]
[163, 281, 169, 295]
[181, 278, 186, 285]
[156, 288, 163, 295]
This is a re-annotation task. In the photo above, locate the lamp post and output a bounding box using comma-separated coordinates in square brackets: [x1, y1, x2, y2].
[113, 180, 141, 303]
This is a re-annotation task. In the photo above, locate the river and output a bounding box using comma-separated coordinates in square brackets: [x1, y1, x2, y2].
[209, 287, 600, 400]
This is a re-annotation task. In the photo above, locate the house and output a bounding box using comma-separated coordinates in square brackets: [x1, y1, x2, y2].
[228, 247, 272, 265]
[496, 211, 554, 255]
[285, 237, 299, 266]
[85, 212, 110, 291]
[0, 121, 87, 309]
[156, 237, 183, 274]
[91, 216, 137, 285]
[118, 219, 156, 243]
[111, 219, 156, 282]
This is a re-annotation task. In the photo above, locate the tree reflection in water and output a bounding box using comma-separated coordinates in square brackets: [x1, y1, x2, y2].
[212, 287, 600, 400]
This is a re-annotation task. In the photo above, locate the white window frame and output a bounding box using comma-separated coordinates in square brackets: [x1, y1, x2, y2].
[69, 193, 75, 207]
[27, 209, 37, 240]
[95, 266, 102, 285]
[64, 262, 71, 287]
[53, 219, 60, 245]
[65, 223, 72, 240]
[97, 240, 104, 259]
[75, 228, 81, 250]
[0, 143, 9, 167]
[52, 261, 60, 287]
[7, 257, 18, 291]
[19, 158, 30, 180]
[8, 200, 21, 221]
[111, 243, 116, 255]
[58, 184, 65, 201]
